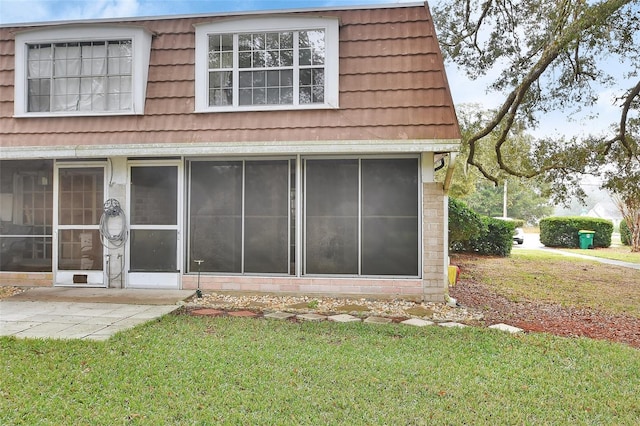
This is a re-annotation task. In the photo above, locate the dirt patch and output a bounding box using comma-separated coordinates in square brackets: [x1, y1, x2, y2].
[451, 278, 640, 349]
[0, 286, 24, 299]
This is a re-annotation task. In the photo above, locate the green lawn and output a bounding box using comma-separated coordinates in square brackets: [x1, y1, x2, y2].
[455, 249, 640, 317]
[2, 315, 640, 425]
[560, 246, 640, 264]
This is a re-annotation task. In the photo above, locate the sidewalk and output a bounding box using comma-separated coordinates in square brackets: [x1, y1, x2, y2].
[0, 288, 194, 341]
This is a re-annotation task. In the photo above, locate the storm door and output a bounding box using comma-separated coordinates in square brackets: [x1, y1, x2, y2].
[127, 162, 182, 289]
[54, 165, 106, 286]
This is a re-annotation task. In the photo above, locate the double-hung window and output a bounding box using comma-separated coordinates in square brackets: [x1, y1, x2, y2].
[195, 17, 339, 112]
[15, 26, 152, 116]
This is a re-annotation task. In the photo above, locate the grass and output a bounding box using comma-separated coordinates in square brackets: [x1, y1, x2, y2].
[2, 315, 640, 425]
[454, 250, 640, 317]
[560, 246, 640, 264]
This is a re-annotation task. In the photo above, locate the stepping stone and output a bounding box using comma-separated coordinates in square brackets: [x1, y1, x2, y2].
[328, 314, 361, 323]
[439, 322, 468, 328]
[191, 309, 224, 317]
[404, 306, 434, 317]
[264, 312, 296, 320]
[489, 323, 523, 334]
[364, 316, 393, 325]
[228, 310, 258, 318]
[296, 313, 327, 322]
[401, 318, 434, 327]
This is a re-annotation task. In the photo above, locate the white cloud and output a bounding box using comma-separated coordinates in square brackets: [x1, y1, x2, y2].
[0, 0, 142, 24]
[0, 0, 399, 24]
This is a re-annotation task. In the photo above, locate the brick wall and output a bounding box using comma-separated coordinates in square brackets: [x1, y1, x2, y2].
[0, 272, 53, 287]
[422, 182, 446, 302]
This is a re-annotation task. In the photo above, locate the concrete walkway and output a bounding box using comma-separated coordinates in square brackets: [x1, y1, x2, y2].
[542, 248, 640, 270]
[0, 288, 194, 341]
[514, 233, 640, 270]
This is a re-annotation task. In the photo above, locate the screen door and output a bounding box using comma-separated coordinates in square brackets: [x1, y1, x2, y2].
[127, 162, 181, 289]
[54, 165, 106, 286]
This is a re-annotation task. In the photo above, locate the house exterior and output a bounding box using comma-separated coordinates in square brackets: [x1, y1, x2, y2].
[0, 2, 460, 301]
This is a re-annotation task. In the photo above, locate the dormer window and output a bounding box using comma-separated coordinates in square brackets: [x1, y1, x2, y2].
[195, 17, 339, 112]
[15, 26, 152, 117]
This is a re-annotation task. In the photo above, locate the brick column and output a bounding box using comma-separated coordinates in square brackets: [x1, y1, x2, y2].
[422, 182, 446, 302]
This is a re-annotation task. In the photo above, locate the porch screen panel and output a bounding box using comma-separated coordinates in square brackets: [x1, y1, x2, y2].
[361, 159, 419, 276]
[130, 167, 177, 226]
[130, 230, 177, 271]
[58, 168, 103, 226]
[190, 162, 243, 273]
[244, 161, 289, 273]
[58, 229, 103, 270]
[0, 160, 53, 272]
[305, 159, 358, 274]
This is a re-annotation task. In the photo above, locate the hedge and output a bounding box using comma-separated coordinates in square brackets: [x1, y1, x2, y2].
[449, 198, 514, 256]
[448, 198, 485, 245]
[539, 216, 613, 248]
[621, 219, 631, 246]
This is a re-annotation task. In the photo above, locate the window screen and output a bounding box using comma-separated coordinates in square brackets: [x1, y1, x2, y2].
[305, 159, 359, 275]
[304, 158, 419, 276]
[189, 160, 290, 274]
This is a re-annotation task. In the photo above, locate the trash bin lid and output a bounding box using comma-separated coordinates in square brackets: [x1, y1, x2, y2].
[578, 230, 595, 234]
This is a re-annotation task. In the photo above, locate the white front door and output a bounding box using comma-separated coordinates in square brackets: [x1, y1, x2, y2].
[126, 161, 182, 289]
[54, 164, 106, 287]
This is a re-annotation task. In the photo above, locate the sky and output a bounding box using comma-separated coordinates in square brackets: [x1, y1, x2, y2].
[0, 0, 628, 139]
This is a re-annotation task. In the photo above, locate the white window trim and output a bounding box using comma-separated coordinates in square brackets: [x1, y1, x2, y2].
[195, 16, 339, 113]
[14, 25, 152, 117]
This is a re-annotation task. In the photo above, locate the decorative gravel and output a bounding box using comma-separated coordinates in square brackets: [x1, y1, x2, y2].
[186, 292, 484, 323]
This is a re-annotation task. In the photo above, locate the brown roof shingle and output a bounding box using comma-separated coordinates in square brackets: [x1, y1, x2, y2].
[0, 4, 460, 149]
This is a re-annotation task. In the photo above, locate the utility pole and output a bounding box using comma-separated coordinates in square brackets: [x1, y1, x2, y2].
[503, 180, 508, 218]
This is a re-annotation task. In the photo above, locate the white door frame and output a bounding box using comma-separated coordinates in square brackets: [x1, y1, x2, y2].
[125, 159, 183, 289]
[53, 162, 107, 287]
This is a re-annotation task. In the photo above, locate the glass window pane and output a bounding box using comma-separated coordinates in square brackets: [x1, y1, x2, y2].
[26, 39, 132, 113]
[361, 159, 419, 276]
[305, 160, 358, 274]
[244, 161, 289, 273]
[130, 230, 177, 272]
[58, 229, 102, 270]
[190, 162, 242, 273]
[28, 79, 50, 112]
[130, 166, 177, 225]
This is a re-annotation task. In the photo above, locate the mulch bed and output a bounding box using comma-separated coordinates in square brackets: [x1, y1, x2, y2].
[450, 279, 640, 349]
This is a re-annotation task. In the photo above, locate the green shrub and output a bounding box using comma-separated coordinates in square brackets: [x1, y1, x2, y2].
[448, 198, 486, 247]
[469, 217, 515, 256]
[449, 198, 514, 256]
[493, 217, 525, 228]
[539, 216, 613, 248]
[620, 219, 631, 246]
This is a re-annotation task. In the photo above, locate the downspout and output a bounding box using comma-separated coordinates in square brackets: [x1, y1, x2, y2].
[443, 152, 457, 194]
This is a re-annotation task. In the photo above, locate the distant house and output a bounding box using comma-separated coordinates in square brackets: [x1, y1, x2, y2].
[585, 201, 623, 228]
[0, 2, 460, 301]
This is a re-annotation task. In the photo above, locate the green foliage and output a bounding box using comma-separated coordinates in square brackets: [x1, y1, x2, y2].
[539, 216, 613, 248]
[433, 0, 640, 204]
[464, 178, 553, 225]
[449, 198, 514, 256]
[470, 217, 515, 257]
[448, 198, 486, 244]
[620, 219, 632, 246]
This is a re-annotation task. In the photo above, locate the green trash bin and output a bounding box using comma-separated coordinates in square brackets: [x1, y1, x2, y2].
[578, 230, 595, 249]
